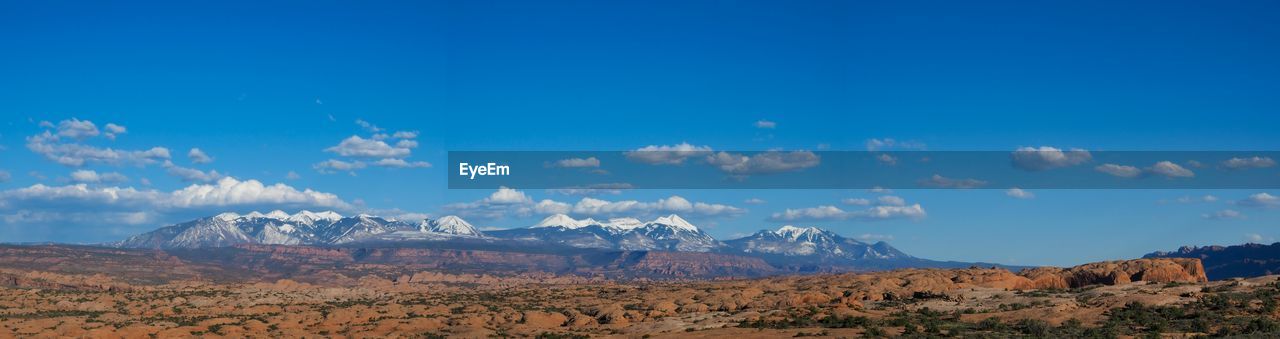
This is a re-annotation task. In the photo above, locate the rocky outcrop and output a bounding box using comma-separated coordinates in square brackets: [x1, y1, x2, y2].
[1145, 242, 1280, 280]
[600, 251, 777, 278]
[520, 311, 567, 328]
[762, 258, 1208, 307]
[1020, 258, 1207, 288]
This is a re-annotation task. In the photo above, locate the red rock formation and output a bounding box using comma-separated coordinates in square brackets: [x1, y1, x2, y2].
[1047, 258, 1208, 287]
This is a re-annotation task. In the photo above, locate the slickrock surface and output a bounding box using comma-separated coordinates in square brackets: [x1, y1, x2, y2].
[1, 248, 1262, 338]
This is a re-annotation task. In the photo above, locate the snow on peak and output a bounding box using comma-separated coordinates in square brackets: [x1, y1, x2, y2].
[534, 214, 588, 229]
[651, 214, 698, 231]
[265, 210, 290, 219]
[435, 215, 468, 226]
[208, 210, 346, 225]
[774, 225, 822, 239]
[287, 211, 316, 223]
[214, 212, 241, 222]
[279, 210, 342, 224]
[423, 215, 482, 236]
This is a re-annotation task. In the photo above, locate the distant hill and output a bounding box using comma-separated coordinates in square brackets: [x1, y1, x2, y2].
[1144, 243, 1280, 280]
[113, 211, 1022, 275]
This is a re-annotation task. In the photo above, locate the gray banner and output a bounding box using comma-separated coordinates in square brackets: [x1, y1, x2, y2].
[447, 150, 1280, 189]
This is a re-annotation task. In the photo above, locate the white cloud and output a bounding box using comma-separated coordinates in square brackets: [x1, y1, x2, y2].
[1095, 164, 1141, 178]
[1222, 156, 1276, 170]
[319, 121, 429, 174]
[1237, 193, 1279, 208]
[624, 142, 713, 165]
[1245, 234, 1274, 244]
[487, 187, 534, 204]
[705, 151, 820, 175]
[26, 130, 171, 167]
[744, 198, 767, 205]
[56, 118, 100, 140]
[394, 139, 418, 149]
[569, 195, 742, 217]
[858, 204, 928, 220]
[285, 171, 301, 180]
[1172, 195, 1217, 203]
[875, 153, 897, 166]
[1147, 161, 1194, 178]
[769, 204, 926, 222]
[103, 123, 127, 140]
[166, 178, 353, 210]
[1005, 187, 1035, 199]
[373, 158, 431, 168]
[188, 148, 213, 164]
[162, 161, 224, 183]
[2, 210, 155, 226]
[69, 170, 128, 184]
[444, 188, 743, 220]
[313, 159, 367, 174]
[868, 187, 893, 194]
[877, 196, 906, 206]
[442, 187, 536, 219]
[355, 119, 383, 133]
[841, 198, 870, 206]
[1010, 146, 1092, 171]
[0, 177, 354, 217]
[754, 120, 777, 129]
[1203, 209, 1244, 220]
[865, 138, 925, 151]
[325, 135, 412, 158]
[770, 205, 846, 221]
[533, 199, 572, 214]
[551, 157, 601, 168]
[919, 174, 987, 188]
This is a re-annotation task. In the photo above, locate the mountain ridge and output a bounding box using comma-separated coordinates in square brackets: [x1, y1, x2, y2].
[1144, 242, 1280, 280]
[117, 211, 1020, 272]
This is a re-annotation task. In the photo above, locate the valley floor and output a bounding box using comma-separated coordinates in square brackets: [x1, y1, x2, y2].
[3, 264, 1280, 337]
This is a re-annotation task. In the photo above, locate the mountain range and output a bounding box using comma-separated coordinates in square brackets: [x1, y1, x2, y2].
[117, 210, 1007, 272]
[118, 210, 484, 249]
[1144, 242, 1280, 280]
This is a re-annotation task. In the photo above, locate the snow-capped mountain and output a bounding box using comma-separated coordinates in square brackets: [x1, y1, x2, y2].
[420, 215, 484, 237]
[117, 211, 483, 249]
[489, 214, 724, 252]
[287, 210, 343, 226]
[724, 225, 909, 262]
[113, 211, 992, 271]
[532, 214, 598, 229]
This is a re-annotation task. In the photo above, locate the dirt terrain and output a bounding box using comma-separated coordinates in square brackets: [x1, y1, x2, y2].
[3, 245, 1279, 338]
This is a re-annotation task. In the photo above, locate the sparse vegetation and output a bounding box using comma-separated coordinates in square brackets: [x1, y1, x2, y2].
[0, 246, 1267, 338]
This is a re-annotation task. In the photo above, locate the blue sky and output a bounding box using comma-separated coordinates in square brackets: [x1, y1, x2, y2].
[1, 0, 1278, 266]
